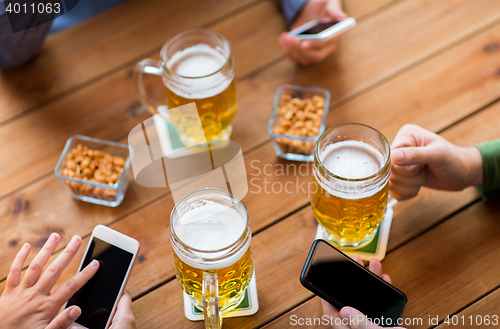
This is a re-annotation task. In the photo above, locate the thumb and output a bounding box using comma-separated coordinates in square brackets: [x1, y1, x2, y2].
[392, 146, 442, 166]
[46, 306, 81, 329]
[339, 307, 382, 329]
[326, 2, 347, 18]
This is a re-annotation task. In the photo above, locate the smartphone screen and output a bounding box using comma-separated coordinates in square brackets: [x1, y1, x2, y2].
[297, 20, 342, 35]
[301, 240, 406, 326]
[66, 237, 134, 329]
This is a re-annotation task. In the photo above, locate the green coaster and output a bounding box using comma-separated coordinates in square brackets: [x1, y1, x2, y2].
[315, 205, 394, 261]
[183, 271, 259, 321]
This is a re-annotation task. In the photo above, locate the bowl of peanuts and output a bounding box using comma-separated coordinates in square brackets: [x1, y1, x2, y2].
[268, 85, 330, 161]
[54, 135, 131, 207]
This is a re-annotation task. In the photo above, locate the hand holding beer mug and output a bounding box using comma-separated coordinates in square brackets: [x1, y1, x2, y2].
[136, 29, 237, 147]
[170, 188, 253, 328]
[310, 123, 391, 249]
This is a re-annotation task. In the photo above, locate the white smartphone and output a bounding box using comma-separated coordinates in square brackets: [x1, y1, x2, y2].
[64, 225, 140, 329]
[289, 17, 356, 40]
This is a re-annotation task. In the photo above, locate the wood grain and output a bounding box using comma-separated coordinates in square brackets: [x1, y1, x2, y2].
[0, 0, 260, 123]
[2, 0, 499, 203]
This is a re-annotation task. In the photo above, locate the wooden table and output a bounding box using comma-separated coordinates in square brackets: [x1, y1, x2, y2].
[1, 0, 500, 328]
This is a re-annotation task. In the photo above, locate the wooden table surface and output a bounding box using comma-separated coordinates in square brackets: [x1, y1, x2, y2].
[1, 0, 500, 328]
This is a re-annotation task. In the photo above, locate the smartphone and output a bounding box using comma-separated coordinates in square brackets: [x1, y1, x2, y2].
[289, 17, 356, 40]
[64, 225, 140, 329]
[300, 240, 407, 327]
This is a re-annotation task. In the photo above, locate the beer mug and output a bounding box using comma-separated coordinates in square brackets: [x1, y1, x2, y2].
[136, 28, 237, 147]
[170, 188, 253, 328]
[310, 123, 391, 249]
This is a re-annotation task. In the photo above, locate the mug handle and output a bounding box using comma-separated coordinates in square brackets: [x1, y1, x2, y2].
[135, 59, 166, 116]
[203, 271, 222, 329]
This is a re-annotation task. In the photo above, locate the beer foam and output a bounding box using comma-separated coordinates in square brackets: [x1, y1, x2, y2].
[321, 140, 383, 179]
[315, 140, 387, 200]
[166, 44, 233, 99]
[173, 200, 249, 270]
[168, 44, 226, 77]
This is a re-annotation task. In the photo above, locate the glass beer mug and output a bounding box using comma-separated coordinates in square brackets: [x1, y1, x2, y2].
[136, 28, 237, 147]
[170, 188, 253, 328]
[310, 123, 391, 249]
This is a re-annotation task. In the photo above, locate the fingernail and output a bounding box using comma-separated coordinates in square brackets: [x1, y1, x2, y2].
[24, 243, 30, 249]
[50, 233, 59, 241]
[69, 307, 81, 318]
[339, 306, 353, 319]
[392, 149, 404, 163]
[91, 259, 99, 267]
[72, 235, 81, 245]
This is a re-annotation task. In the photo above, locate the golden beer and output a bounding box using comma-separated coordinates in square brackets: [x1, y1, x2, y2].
[165, 41, 237, 146]
[173, 246, 253, 311]
[170, 188, 253, 328]
[311, 124, 391, 249]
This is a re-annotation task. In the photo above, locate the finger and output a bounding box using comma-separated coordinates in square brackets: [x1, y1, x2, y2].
[111, 290, 137, 326]
[391, 123, 425, 149]
[389, 181, 421, 200]
[6, 243, 31, 289]
[391, 163, 423, 178]
[389, 171, 425, 187]
[340, 307, 383, 329]
[322, 299, 351, 329]
[382, 274, 392, 285]
[37, 235, 82, 294]
[280, 34, 310, 65]
[325, 1, 348, 19]
[301, 36, 339, 51]
[45, 306, 81, 329]
[352, 256, 363, 266]
[22, 233, 60, 288]
[51, 259, 99, 304]
[368, 259, 383, 277]
[298, 44, 337, 63]
[388, 190, 415, 201]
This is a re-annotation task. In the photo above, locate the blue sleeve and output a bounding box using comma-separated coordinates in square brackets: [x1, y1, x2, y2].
[279, 0, 309, 28]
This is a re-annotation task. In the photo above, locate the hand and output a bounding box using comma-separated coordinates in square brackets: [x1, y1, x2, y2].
[338, 307, 405, 329]
[279, 0, 347, 65]
[321, 257, 395, 329]
[389, 124, 483, 200]
[109, 290, 138, 329]
[0, 233, 99, 329]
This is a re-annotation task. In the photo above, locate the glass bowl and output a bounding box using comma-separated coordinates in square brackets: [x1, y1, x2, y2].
[268, 84, 330, 161]
[54, 135, 131, 207]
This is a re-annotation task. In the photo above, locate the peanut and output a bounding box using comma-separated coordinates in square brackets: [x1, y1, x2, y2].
[61, 144, 127, 201]
[272, 93, 326, 155]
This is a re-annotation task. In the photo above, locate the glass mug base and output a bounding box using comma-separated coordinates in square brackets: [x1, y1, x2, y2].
[179, 124, 233, 148]
[190, 288, 246, 314]
[322, 226, 379, 250]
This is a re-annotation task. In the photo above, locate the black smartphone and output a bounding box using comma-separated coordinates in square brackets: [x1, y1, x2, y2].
[300, 239, 407, 327]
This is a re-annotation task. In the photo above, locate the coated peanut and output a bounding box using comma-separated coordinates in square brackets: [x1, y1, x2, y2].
[272, 94, 326, 156]
[62, 144, 126, 201]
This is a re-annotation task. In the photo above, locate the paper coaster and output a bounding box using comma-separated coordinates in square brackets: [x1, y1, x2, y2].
[183, 271, 259, 321]
[315, 201, 396, 261]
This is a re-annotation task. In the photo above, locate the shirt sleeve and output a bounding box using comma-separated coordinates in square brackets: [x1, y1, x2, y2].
[474, 139, 500, 200]
[279, 0, 309, 28]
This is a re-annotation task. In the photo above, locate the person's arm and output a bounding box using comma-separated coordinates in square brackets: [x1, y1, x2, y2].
[389, 124, 483, 200]
[279, 0, 309, 28]
[278, 0, 347, 65]
[474, 140, 500, 200]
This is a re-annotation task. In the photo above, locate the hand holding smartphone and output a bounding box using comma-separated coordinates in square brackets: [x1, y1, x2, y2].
[289, 17, 356, 40]
[300, 240, 406, 327]
[64, 225, 140, 329]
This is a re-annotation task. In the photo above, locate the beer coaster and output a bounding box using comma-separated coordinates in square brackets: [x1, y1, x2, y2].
[183, 271, 259, 321]
[153, 106, 199, 158]
[315, 200, 396, 261]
